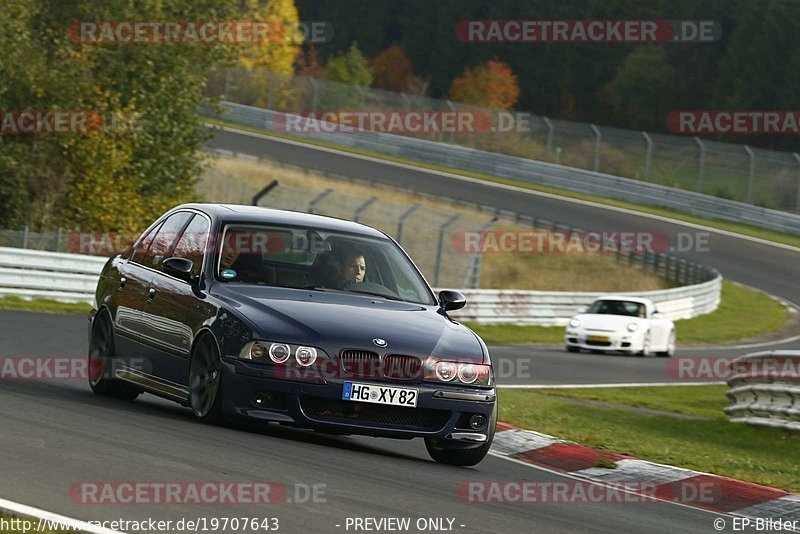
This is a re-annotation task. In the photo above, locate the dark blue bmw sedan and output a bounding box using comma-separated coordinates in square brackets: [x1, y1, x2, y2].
[88, 203, 497, 465]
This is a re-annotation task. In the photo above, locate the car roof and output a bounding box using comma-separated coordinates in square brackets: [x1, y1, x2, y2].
[175, 203, 388, 239]
[593, 295, 654, 306]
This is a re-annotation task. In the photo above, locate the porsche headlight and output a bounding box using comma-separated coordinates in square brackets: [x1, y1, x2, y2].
[569, 318, 581, 328]
[627, 323, 639, 332]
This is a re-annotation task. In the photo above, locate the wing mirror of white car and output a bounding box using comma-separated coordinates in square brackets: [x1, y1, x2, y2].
[576, 307, 587, 314]
[652, 312, 664, 319]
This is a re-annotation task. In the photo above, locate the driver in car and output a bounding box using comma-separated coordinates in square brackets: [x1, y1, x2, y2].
[339, 252, 366, 286]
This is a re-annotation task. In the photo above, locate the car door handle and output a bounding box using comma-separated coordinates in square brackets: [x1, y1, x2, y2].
[118, 277, 126, 291]
[147, 287, 156, 301]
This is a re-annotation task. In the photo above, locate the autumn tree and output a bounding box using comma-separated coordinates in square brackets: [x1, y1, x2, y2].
[448, 58, 519, 110]
[371, 45, 413, 92]
[238, 0, 300, 73]
[326, 42, 372, 86]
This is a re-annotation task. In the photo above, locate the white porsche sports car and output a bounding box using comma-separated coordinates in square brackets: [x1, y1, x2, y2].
[564, 296, 676, 357]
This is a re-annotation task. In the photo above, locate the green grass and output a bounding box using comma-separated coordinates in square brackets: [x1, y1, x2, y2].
[0, 296, 91, 314]
[206, 117, 800, 249]
[466, 281, 789, 345]
[499, 386, 800, 491]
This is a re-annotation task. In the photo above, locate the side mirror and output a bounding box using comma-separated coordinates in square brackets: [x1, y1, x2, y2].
[163, 257, 195, 282]
[439, 290, 466, 311]
[576, 307, 587, 314]
[652, 311, 664, 319]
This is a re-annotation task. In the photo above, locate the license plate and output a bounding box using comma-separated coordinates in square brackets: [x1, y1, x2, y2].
[342, 382, 418, 408]
[587, 335, 610, 342]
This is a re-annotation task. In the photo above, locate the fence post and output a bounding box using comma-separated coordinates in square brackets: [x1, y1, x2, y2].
[400, 92, 411, 111]
[694, 137, 706, 193]
[590, 124, 602, 172]
[396, 204, 421, 245]
[794, 153, 800, 214]
[463, 216, 499, 289]
[445, 100, 456, 144]
[56, 227, 63, 252]
[223, 68, 230, 99]
[307, 189, 333, 214]
[642, 131, 653, 180]
[267, 72, 274, 110]
[22, 225, 29, 249]
[543, 116, 554, 156]
[434, 214, 461, 287]
[353, 197, 377, 223]
[744, 145, 756, 204]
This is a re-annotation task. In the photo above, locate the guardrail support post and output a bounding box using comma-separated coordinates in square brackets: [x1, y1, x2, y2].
[56, 227, 63, 252]
[434, 214, 461, 287]
[307, 188, 333, 214]
[793, 153, 800, 213]
[590, 124, 602, 172]
[642, 131, 653, 180]
[22, 226, 29, 249]
[694, 137, 706, 193]
[744, 145, 756, 204]
[353, 197, 377, 223]
[396, 204, 421, 245]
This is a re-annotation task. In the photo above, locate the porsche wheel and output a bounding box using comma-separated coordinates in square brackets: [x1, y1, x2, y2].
[657, 331, 676, 358]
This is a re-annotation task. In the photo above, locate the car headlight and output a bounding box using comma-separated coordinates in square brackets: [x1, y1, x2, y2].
[569, 318, 581, 328]
[627, 323, 639, 332]
[240, 341, 325, 366]
[425, 358, 493, 387]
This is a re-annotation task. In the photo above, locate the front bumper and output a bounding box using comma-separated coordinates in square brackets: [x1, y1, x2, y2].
[220, 358, 496, 442]
[564, 330, 643, 353]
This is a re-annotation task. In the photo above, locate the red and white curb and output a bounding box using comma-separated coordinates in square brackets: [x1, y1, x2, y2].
[491, 421, 800, 523]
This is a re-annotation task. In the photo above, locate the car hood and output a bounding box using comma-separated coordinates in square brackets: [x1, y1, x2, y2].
[214, 285, 486, 362]
[573, 314, 644, 331]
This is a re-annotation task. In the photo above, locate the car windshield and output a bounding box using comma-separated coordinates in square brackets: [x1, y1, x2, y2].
[586, 300, 646, 318]
[215, 223, 436, 305]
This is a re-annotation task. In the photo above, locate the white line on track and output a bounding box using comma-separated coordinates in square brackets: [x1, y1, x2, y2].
[215, 125, 800, 255]
[0, 497, 125, 534]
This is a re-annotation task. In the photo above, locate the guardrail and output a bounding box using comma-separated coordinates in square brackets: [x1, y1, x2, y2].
[724, 351, 800, 431]
[0, 245, 721, 325]
[447, 274, 721, 325]
[202, 102, 800, 236]
[0, 247, 106, 303]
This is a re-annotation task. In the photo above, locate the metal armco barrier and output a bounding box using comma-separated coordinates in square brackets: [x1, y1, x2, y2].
[724, 351, 800, 431]
[0, 246, 722, 324]
[202, 102, 800, 236]
[445, 274, 721, 325]
[0, 247, 107, 303]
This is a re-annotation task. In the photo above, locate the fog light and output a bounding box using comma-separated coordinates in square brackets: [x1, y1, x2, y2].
[469, 414, 487, 430]
[269, 343, 291, 363]
[295, 346, 317, 367]
[253, 392, 273, 406]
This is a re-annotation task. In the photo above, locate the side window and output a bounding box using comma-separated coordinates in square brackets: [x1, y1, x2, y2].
[131, 223, 162, 265]
[142, 212, 193, 270]
[172, 215, 210, 277]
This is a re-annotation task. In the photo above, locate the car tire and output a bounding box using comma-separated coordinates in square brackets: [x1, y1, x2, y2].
[657, 331, 676, 358]
[425, 403, 497, 466]
[189, 334, 225, 425]
[566, 345, 580, 353]
[88, 312, 142, 401]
